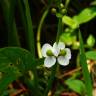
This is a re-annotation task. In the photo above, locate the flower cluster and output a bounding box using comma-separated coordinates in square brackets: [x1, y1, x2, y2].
[41, 42, 71, 68]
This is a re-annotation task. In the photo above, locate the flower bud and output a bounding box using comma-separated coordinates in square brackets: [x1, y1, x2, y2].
[51, 8, 56, 14]
[60, 3, 64, 9]
[87, 34, 95, 47]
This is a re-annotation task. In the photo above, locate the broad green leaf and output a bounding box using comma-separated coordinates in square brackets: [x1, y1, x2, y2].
[0, 47, 36, 72]
[0, 47, 42, 95]
[65, 78, 86, 95]
[73, 7, 96, 25]
[62, 15, 78, 29]
[79, 31, 93, 96]
[0, 67, 21, 95]
[86, 51, 96, 60]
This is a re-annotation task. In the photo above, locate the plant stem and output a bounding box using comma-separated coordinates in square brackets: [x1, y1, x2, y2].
[37, 9, 49, 58]
[56, 18, 62, 43]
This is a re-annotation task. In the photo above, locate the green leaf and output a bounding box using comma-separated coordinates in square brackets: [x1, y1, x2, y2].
[86, 51, 96, 60]
[62, 15, 78, 29]
[73, 7, 96, 25]
[79, 31, 93, 96]
[0, 47, 41, 95]
[0, 67, 21, 95]
[65, 78, 86, 95]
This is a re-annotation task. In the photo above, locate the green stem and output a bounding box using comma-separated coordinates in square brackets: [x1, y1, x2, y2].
[56, 0, 71, 43]
[37, 9, 49, 58]
[44, 64, 57, 96]
[56, 18, 63, 43]
[65, 0, 70, 9]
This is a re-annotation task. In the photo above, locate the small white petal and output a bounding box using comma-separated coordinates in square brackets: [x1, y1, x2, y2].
[65, 48, 71, 59]
[57, 56, 69, 66]
[53, 42, 60, 56]
[41, 44, 53, 57]
[58, 42, 65, 50]
[44, 56, 56, 68]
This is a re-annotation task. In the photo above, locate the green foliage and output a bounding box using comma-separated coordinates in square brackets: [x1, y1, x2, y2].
[65, 78, 86, 95]
[73, 7, 96, 25]
[0, 47, 43, 95]
[86, 51, 96, 60]
[60, 32, 76, 46]
[62, 15, 78, 29]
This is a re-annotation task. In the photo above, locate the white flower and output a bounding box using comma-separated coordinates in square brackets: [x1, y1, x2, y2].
[41, 42, 71, 68]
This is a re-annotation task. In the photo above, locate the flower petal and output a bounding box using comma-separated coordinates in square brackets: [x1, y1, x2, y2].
[58, 42, 65, 50]
[57, 56, 69, 66]
[65, 48, 71, 59]
[53, 42, 60, 56]
[44, 56, 56, 68]
[41, 44, 53, 57]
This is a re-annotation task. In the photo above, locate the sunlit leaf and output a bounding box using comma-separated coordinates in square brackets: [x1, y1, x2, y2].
[65, 78, 86, 95]
[62, 15, 78, 29]
[73, 7, 96, 24]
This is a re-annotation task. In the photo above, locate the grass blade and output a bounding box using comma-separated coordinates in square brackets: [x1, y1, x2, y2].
[22, 0, 35, 56]
[1, 0, 20, 46]
[79, 30, 92, 96]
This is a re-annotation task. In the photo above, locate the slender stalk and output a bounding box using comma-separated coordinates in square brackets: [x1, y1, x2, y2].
[56, 18, 62, 43]
[44, 64, 57, 96]
[37, 9, 49, 58]
[65, 0, 70, 9]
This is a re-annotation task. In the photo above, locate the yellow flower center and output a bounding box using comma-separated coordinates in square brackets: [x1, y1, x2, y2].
[46, 50, 54, 56]
[59, 50, 66, 56]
